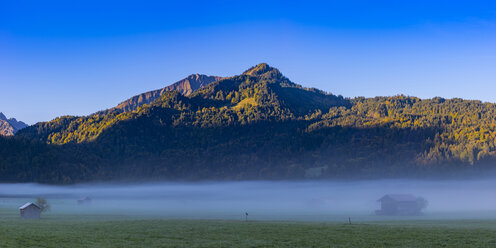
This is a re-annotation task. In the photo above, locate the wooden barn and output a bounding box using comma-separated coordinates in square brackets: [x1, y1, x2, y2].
[77, 196, 92, 205]
[376, 194, 427, 216]
[19, 202, 41, 219]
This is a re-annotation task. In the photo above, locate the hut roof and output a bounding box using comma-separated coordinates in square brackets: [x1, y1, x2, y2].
[19, 202, 41, 210]
[378, 194, 417, 202]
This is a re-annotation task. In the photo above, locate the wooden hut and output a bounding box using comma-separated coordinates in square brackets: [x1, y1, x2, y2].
[19, 202, 41, 219]
[376, 194, 426, 216]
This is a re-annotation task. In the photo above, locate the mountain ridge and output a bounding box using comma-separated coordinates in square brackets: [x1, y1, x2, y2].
[109, 74, 222, 113]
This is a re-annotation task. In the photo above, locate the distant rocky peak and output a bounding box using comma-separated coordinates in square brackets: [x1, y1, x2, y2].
[189, 73, 222, 82]
[189, 73, 204, 81]
[0, 112, 28, 136]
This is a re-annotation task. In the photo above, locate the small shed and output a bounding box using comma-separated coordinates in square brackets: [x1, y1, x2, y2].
[376, 194, 426, 216]
[77, 196, 92, 205]
[19, 202, 41, 219]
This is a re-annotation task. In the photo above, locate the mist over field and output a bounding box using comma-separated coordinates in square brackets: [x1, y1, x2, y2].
[2, 180, 496, 221]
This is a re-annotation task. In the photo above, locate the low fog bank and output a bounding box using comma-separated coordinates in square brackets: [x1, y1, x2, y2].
[2, 180, 496, 221]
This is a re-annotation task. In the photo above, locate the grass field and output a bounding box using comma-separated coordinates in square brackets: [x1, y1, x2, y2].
[2, 211, 496, 247]
[2, 180, 496, 247]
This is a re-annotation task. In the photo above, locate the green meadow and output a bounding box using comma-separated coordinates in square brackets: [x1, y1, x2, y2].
[2, 208, 496, 248]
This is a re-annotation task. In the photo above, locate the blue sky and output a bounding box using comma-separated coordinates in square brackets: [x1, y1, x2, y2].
[1, 1, 496, 124]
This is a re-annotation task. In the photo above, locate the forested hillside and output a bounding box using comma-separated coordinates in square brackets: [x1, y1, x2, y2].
[3, 63, 496, 183]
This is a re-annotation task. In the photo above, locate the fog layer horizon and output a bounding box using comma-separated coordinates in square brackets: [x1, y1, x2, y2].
[1, 180, 495, 221]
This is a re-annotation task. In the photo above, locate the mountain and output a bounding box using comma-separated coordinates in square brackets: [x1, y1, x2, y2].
[6, 63, 496, 183]
[0, 113, 28, 136]
[110, 74, 222, 113]
[18, 63, 348, 144]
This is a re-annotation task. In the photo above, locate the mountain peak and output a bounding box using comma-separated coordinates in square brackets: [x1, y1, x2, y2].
[243, 63, 276, 76]
[169, 74, 222, 95]
[186, 73, 201, 80]
[189, 74, 200, 80]
[0, 112, 28, 136]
